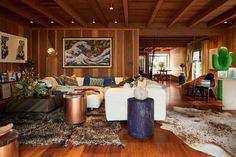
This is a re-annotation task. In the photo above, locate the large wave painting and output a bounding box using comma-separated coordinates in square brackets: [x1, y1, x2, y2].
[63, 38, 112, 68]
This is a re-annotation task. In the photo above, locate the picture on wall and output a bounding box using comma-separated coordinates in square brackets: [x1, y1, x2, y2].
[63, 37, 112, 68]
[0, 32, 27, 63]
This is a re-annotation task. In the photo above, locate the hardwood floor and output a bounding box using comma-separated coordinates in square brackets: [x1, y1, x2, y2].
[20, 82, 224, 157]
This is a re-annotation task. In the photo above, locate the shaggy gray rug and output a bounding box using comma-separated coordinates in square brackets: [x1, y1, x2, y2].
[161, 107, 236, 157]
[0, 105, 124, 147]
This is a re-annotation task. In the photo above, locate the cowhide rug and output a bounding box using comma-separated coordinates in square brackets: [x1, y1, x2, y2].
[161, 107, 236, 157]
[0, 104, 124, 147]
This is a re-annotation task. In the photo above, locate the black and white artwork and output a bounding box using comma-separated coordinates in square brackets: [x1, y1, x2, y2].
[0, 32, 27, 63]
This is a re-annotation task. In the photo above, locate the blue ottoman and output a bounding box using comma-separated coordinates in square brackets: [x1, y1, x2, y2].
[127, 97, 154, 138]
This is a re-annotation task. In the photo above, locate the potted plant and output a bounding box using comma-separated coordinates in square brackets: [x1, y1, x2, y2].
[158, 62, 165, 70]
[14, 68, 48, 99]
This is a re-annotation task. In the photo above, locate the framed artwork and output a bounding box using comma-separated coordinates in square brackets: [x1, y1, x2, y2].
[209, 48, 218, 69]
[0, 32, 27, 63]
[63, 37, 112, 68]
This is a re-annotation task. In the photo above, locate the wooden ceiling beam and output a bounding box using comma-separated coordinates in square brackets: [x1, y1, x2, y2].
[147, 0, 164, 27]
[88, 0, 108, 27]
[0, 0, 49, 27]
[207, 6, 236, 28]
[21, 0, 68, 27]
[188, 0, 229, 27]
[167, 0, 197, 27]
[54, 0, 86, 27]
[123, 0, 129, 27]
[226, 19, 236, 29]
[0, 10, 29, 27]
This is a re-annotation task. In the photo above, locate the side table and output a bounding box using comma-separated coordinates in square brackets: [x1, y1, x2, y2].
[0, 129, 19, 157]
[63, 92, 87, 124]
[127, 97, 154, 138]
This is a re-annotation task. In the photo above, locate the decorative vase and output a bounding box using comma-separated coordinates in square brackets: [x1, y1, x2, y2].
[134, 87, 148, 100]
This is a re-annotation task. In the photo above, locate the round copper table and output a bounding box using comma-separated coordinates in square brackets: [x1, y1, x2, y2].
[63, 92, 87, 124]
[0, 129, 19, 157]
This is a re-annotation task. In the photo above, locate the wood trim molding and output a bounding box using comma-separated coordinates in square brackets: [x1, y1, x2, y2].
[147, 0, 164, 27]
[54, 0, 87, 27]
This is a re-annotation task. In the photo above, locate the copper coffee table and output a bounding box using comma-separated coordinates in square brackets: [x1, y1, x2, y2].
[63, 91, 87, 124]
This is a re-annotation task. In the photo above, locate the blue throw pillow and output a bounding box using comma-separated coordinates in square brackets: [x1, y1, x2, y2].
[83, 76, 90, 86]
[103, 77, 116, 87]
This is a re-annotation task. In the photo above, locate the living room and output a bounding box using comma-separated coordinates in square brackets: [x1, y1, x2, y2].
[0, 0, 236, 157]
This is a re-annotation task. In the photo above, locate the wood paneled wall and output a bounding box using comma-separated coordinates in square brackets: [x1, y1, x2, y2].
[0, 18, 31, 72]
[226, 28, 236, 67]
[31, 29, 139, 78]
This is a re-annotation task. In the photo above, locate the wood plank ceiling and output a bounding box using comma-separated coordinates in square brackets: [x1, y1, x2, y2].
[1, 0, 236, 48]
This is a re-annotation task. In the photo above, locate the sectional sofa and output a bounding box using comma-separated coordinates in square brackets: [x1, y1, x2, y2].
[43, 76, 167, 121]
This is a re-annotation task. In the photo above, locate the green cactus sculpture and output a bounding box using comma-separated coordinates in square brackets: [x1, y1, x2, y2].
[212, 47, 234, 100]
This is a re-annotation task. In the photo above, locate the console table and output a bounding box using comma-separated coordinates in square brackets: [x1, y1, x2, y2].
[2, 94, 63, 113]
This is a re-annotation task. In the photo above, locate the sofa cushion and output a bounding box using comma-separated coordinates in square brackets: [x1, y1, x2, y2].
[83, 76, 90, 86]
[119, 77, 134, 86]
[115, 77, 124, 85]
[76, 77, 84, 86]
[103, 77, 116, 87]
[89, 78, 104, 87]
[63, 76, 78, 86]
[53, 75, 65, 85]
[42, 77, 59, 90]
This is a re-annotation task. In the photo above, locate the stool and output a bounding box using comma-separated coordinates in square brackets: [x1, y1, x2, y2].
[127, 97, 154, 138]
[63, 91, 87, 124]
[0, 130, 19, 157]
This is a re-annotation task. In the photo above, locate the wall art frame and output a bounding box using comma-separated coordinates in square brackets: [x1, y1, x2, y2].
[63, 37, 112, 68]
[0, 31, 27, 63]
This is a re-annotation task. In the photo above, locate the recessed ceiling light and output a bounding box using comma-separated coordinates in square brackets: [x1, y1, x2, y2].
[224, 21, 228, 24]
[92, 19, 96, 24]
[109, 4, 114, 10]
[30, 20, 34, 24]
[71, 19, 75, 24]
[114, 19, 118, 24]
[50, 20, 54, 24]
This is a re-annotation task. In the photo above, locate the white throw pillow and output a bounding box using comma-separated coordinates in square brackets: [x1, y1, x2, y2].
[76, 77, 84, 86]
[115, 77, 124, 84]
[123, 83, 131, 88]
[137, 78, 147, 87]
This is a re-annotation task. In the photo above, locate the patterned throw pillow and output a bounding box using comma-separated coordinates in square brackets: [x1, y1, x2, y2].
[64, 76, 78, 86]
[53, 75, 65, 85]
[89, 78, 104, 87]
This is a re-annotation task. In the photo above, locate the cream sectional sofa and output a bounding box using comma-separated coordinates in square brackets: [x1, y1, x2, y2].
[105, 79, 166, 121]
[43, 76, 124, 109]
[43, 76, 167, 121]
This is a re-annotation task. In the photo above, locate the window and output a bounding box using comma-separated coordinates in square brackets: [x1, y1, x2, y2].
[139, 55, 146, 73]
[192, 50, 202, 79]
[149, 54, 169, 74]
[192, 50, 201, 61]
